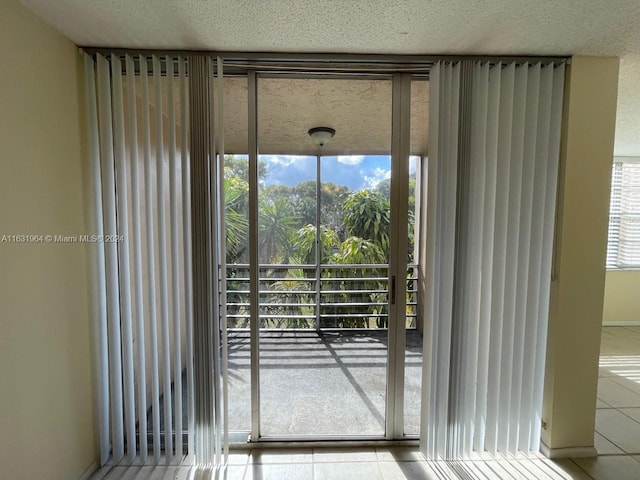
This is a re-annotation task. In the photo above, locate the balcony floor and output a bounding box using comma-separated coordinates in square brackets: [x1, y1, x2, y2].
[227, 329, 423, 437]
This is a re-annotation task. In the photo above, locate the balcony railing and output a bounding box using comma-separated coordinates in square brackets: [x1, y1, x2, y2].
[225, 264, 418, 329]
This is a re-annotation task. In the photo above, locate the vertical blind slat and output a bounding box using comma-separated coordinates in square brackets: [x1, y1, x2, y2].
[422, 61, 439, 459]
[152, 54, 174, 458]
[125, 53, 148, 462]
[96, 54, 125, 461]
[509, 62, 539, 454]
[498, 63, 527, 453]
[519, 62, 550, 451]
[166, 54, 183, 458]
[531, 63, 565, 451]
[464, 61, 488, 457]
[179, 55, 196, 458]
[485, 62, 515, 455]
[208, 57, 222, 467]
[84, 53, 111, 466]
[140, 54, 162, 462]
[474, 62, 499, 455]
[111, 53, 137, 462]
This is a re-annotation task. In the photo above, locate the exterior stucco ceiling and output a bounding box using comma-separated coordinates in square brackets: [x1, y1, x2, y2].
[20, 0, 640, 155]
[221, 77, 428, 156]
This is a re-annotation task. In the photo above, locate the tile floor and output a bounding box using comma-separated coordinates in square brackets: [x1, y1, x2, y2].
[584, 325, 640, 479]
[90, 447, 600, 480]
[91, 326, 640, 480]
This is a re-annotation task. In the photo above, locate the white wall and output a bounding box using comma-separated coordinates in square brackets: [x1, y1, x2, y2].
[541, 56, 619, 455]
[603, 270, 640, 324]
[0, 1, 96, 478]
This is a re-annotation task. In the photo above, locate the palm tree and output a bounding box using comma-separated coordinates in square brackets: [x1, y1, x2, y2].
[259, 197, 300, 263]
[224, 174, 249, 264]
[270, 261, 315, 328]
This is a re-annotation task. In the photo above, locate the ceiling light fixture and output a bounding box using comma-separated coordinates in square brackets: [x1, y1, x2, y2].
[308, 127, 336, 147]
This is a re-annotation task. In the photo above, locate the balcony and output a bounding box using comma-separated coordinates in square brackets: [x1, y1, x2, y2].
[223, 264, 422, 437]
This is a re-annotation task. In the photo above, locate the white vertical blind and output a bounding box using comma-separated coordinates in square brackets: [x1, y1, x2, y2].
[421, 60, 565, 459]
[83, 54, 111, 467]
[85, 52, 223, 464]
[421, 61, 460, 460]
[607, 160, 640, 269]
[179, 56, 196, 458]
[110, 52, 137, 462]
[95, 53, 125, 462]
[188, 55, 228, 468]
[124, 54, 149, 462]
[139, 52, 162, 462]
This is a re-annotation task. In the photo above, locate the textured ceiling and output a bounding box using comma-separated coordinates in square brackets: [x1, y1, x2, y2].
[221, 78, 429, 156]
[20, 0, 640, 155]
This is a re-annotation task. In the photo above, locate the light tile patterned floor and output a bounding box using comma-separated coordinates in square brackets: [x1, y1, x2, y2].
[91, 326, 640, 479]
[90, 447, 612, 480]
[583, 325, 640, 479]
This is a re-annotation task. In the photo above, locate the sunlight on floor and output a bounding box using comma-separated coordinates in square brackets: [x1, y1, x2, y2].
[599, 355, 640, 383]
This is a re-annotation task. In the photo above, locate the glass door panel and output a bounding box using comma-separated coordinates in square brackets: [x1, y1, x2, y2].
[403, 77, 429, 435]
[222, 76, 252, 436]
[256, 76, 392, 437]
[404, 155, 423, 435]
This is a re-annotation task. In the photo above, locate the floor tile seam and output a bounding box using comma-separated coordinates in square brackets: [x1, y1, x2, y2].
[602, 406, 640, 427]
[607, 376, 640, 396]
[596, 426, 640, 456]
[567, 459, 597, 480]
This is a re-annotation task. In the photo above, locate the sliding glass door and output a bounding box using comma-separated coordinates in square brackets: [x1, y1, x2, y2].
[223, 71, 425, 441]
[255, 76, 393, 438]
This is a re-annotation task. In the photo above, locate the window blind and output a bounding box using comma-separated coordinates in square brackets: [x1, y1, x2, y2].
[422, 60, 565, 460]
[84, 52, 228, 466]
[607, 160, 640, 269]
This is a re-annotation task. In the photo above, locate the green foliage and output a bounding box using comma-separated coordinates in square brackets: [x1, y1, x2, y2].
[266, 264, 315, 328]
[223, 154, 417, 330]
[331, 236, 386, 265]
[343, 190, 391, 254]
[224, 173, 249, 264]
[259, 197, 300, 263]
[224, 154, 268, 180]
[292, 224, 340, 265]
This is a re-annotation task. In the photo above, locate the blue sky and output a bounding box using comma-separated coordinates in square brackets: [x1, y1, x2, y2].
[259, 155, 414, 190]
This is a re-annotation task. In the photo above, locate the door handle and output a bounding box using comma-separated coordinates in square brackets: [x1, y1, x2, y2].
[390, 275, 396, 305]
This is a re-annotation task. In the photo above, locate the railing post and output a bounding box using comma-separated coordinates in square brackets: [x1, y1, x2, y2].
[316, 154, 322, 331]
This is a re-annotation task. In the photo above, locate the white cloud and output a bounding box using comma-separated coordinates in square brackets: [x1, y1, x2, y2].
[261, 155, 312, 167]
[262, 155, 294, 166]
[362, 167, 391, 189]
[336, 155, 365, 165]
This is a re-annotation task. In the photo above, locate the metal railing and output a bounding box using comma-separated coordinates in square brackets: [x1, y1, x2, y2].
[225, 263, 418, 329]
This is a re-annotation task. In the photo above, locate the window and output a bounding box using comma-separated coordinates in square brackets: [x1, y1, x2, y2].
[607, 159, 640, 269]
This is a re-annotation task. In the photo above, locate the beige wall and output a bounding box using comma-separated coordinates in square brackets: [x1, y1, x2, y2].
[0, 1, 95, 479]
[603, 271, 640, 324]
[541, 56, 619, 455]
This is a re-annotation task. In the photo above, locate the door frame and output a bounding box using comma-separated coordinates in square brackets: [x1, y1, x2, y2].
[244, 70, 414, 442]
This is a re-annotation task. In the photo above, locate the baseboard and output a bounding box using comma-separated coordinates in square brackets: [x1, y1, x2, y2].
[539, 440, 597, 459]
[602, 322, 640, 327]
[78, 460, 99, 480]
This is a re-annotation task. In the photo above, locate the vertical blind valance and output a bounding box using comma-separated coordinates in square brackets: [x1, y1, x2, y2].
[422, 60, 565, 460]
